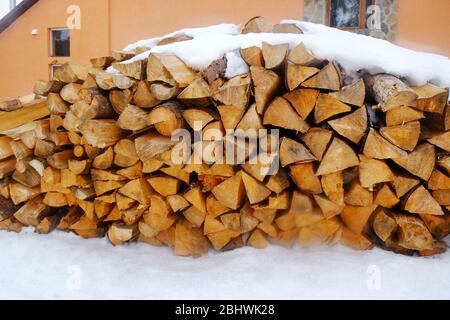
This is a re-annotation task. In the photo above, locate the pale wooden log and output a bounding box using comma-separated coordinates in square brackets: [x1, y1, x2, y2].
[286, 63, 319, 91]
[328, 107, 368, 143]
[109, 89, 133, 114]
[111, 50, 135, 62]
[279, 137, 315, 167]
[358, 155, 394, 189]
[364, 73, 418, 111]
[329, 79, 365, 107]
[427, 131, 450, 152]
[412, 83, 448, 114]
[149, 82, 181, 101]
[133, 81, 160, 108]
[240, 46, 264, 67]
[380, 121, 420, 151]
[242, 16, 273, 33]
[9, 182, 40, 205]
[148, 102, 185, 137]
[392, 213, 433, 251]
[80, 120, 126, 148]
[392, 143, 435, 180]
[316, 138, 359, 176]
[315, 93, 351, 124]
[363, 128, 408, 160]
[117, 105, 149, 131]
[262, 42, 289, 69]
[374, 184, 400, 208]
[14, 196, 53, 226]
[134, 131, 176, 162]
[290, 162, 322, 194]
[385, 106, 424, 127]
[33, 80, 64, 96]
[60, 83, 82, 104]
[284, 88, 319, 120]
[53, 62, 96, 83]
[263, 97, 310, 133]
[345, 180, 373, 207]
[114, 139, 140, 167]
[0, 100, 49, 133]
[90, 56, 115, 69]
[321, 171, 344, 206]
[404, 185, 444, 215]
[300, 127, 333, 161]
[287, 42, 322, 67]
[211, 172, 245, 210]
[112, 60, 147, 80]
[302, 61, 342, 91]
[178, 78, 211, 107]
[250, 66, 280, 114]
[95, 71, 136, 90]
[213, 74, 251, 109]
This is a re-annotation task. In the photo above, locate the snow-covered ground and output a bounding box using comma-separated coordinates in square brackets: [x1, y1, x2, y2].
[1, 229, 449, 299]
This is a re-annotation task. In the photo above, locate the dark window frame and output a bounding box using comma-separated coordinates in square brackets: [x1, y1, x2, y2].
[49, 28, 71, 57]
[326, 0, 372, 30]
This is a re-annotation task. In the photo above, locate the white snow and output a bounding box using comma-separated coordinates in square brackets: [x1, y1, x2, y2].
[112, 20, 450, 89]
[0, 229, 449, 299]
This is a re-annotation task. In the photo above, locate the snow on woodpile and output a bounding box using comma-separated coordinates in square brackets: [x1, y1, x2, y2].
[112, 20, 450, 89]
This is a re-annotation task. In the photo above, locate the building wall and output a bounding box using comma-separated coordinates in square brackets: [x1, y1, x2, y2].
[0, 0, 449, 101]
[108, 0, 304, 51]
[396, 0, 450, 57]
[0, 0, 110, 100]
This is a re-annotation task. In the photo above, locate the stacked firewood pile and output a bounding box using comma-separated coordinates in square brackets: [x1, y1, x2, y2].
[0, 17, 448, 257]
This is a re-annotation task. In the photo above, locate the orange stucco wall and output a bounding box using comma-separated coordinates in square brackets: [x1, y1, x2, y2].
[0, 0, 110, 100]
[108, 0, 304, 51]
[0, 0, 449, 101]
[397, 0, 450, 57]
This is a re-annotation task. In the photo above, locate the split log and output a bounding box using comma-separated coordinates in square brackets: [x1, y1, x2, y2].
[117, 105, 149, 131]
[403, 185, 444, 216]
[109, 89, 133, 114]
[284, 88, 319, 120]
[286, 63, 319, 91]
[316, 138, 359, 176]
[328, 106, 367, 143]
[80, 120, 126, 148]
[363, 128, 407, 160]
[112, 60, 147, 80]
[279, 137, 315, 167]
[329, 79, 365, 107]
[242, 16, 273, 33]
[262, 42, 288, 70]
[392, 143, 435, 180]
[314, 94, 351, 123]
[412, 83, 448, 114]
[300, 128, 333, 161]
[240, 46, 264, 67]
[379, 121, 420, 151]
[34, 80, 64, 96]
[263, 97, 310, 133]
[287, 43, 322, 67]
[251, 66, 280, 114]
[213, 74, 251, 109]
[133, 81, 160, 108]
[302, 61, 341, 91]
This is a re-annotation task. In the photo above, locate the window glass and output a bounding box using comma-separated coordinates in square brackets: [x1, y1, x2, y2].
[50, 29, 70, 57]
[330, 0, 361, 28]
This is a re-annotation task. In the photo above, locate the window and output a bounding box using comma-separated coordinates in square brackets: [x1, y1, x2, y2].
[327, 0, 373, 29]
[49, 28, 70, 57]
[49, 64, 62, 80]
